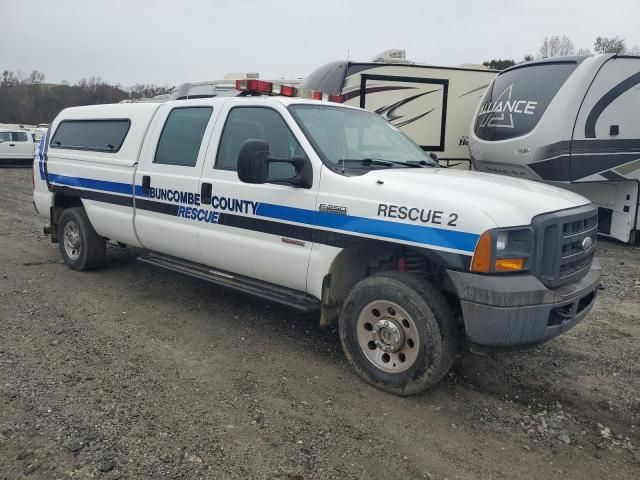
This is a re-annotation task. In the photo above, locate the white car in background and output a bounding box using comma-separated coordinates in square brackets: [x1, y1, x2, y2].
[0, 129, 35, 166]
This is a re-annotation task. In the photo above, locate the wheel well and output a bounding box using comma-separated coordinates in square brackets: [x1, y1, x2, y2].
[49, 191, 84, 243]
[319, 240, 464, 326]
[53, 191, 83, 210]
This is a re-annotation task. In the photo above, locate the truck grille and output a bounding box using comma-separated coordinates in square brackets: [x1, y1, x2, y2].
[534, 205, 598, 288]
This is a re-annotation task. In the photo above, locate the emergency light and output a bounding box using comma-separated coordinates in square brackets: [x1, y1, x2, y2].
[235, 79, 345, 103]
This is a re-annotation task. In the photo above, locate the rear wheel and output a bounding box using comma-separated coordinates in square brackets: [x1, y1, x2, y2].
[339, 271, 457, 395]
[58, 207, 106, 271]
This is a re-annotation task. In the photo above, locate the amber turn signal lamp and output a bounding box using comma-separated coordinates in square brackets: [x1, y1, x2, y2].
[471, 231, 493, 273]
[495, 258, 526, 271]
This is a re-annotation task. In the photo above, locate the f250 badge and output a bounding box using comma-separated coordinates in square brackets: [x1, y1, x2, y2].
[319, 204, 347, 215]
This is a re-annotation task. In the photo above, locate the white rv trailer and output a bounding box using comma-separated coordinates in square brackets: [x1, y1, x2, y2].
[469, 54, 640, 244]
[301, 60, 498, 167]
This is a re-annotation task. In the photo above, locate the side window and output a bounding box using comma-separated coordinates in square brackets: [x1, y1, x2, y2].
[50, 120, 130, 152]
[0, 132, 11, 143]
[154, 107, 213, 167]
[11, 132, 28, 142]
[216, 107, 304, 177]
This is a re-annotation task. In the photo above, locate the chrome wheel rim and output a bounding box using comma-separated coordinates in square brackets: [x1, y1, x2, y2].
[356, 300, 420, 373]
[63, 221, 82, 261]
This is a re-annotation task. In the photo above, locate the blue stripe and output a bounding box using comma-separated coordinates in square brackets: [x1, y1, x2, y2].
[48, 174, 135, 195]
[256, 203, 478, 253]
[46, 174, 478, 252]
[38, 136, 46, 180]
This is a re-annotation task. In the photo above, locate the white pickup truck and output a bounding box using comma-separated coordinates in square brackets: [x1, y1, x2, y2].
[33, 84, 601, 395]
[0, 128, 35, 166]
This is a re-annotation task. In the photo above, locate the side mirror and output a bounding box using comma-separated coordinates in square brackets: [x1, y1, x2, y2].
[237, 139, 270, 184]
[429, 152, 438, 161]
[237, 139, 312, 188]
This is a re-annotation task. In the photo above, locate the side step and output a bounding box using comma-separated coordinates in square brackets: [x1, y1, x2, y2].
[138, 251, 320, 313]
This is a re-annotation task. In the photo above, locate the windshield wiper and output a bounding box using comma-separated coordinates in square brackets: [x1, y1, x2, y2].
[337, 158, 427, 168]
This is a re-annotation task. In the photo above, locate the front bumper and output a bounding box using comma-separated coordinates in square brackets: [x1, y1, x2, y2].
[446, 258, 601, 348]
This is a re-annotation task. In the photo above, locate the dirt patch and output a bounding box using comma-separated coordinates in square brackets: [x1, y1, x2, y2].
[1, 168, 639, 479]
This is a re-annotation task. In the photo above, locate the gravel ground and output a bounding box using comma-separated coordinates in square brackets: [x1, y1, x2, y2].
[1, 167, 639, 479]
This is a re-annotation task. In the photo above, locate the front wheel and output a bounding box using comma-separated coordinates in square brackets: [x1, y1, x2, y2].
[339, 271, 457, 395]
[57, 207, 106, 271]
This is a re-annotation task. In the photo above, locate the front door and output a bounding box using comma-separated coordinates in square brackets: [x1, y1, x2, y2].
[134, 103, 218, 262]
[198, 101, 319, 291]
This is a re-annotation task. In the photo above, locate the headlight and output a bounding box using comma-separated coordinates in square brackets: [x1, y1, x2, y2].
[471, 227, 534, 273]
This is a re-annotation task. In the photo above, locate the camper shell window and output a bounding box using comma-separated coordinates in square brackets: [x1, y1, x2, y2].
[50, 119, 131, 152]
[474, 61, 578, 141]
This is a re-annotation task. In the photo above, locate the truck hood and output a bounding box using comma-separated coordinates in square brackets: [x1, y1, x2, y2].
[360, 167, 590, 226]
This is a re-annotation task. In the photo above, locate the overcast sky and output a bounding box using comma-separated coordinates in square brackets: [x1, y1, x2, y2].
[2, 0, 638, 87]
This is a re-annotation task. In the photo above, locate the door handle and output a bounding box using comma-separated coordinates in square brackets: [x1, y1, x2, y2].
[9, 143, 15, 147]
[201, 182, 212, 204]
[142, 175, 151, 192]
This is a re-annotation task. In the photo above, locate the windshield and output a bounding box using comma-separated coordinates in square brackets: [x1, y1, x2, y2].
[289, 104, 436, 169]
[474, 61, 578, 141]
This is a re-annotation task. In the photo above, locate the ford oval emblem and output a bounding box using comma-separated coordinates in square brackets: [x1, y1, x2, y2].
[582, 237, 593, 251]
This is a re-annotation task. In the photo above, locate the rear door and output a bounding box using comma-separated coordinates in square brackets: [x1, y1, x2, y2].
[134, 102, 219, 262]
[11, 131, 33, 158]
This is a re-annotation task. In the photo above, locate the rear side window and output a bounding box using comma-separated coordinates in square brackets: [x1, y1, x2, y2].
[474, 62, 578, 141]
[50, 120, 130, 152]
[11, 132, 28, 142]
[154, 107, 213, 167]
[0, 132, 11, 142]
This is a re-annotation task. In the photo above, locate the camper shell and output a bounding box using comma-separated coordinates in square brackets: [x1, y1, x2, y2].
[470, 54, 640, 243]
[301, 60, 498, 167]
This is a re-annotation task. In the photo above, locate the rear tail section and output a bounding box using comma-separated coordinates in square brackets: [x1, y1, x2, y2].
[33, 130, 53, 219]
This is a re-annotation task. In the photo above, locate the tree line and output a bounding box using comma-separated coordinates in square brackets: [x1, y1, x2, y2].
[483, 35, 640, 70]
[0, 70, 171, 124]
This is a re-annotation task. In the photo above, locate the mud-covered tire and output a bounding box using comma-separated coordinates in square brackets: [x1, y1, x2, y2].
[339, 271, 457, 395]
[57, 207, 106, 271]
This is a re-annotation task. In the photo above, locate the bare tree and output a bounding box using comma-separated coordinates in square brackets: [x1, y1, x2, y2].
[594, 36, 626, 54]
[576, 47, 591, 56]
[538, 35, 575, 58]
[28, 70, 45, 85]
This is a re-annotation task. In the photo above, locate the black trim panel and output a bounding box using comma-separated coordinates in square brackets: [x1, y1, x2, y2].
[529, 152, 640, 181]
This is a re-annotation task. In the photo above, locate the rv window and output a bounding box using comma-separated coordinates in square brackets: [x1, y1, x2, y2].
[154, 107, 213, 167]
[50, 120, 130, 152]
[474, 62, 577, 141]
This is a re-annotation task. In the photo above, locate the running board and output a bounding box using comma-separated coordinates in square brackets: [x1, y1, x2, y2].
[137, 251, 320, 313]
